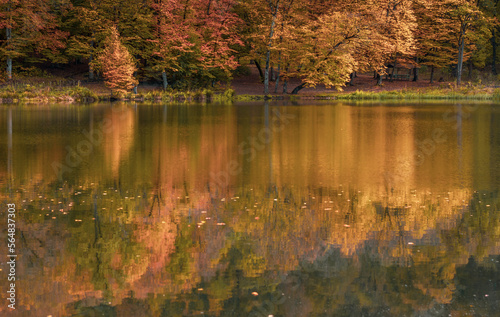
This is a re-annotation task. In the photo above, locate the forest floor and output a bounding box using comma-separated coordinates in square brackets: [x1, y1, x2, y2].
[230, 65, 443, 96]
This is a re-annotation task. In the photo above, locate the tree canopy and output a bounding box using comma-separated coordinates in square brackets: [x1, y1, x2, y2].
[0, 0, 497, 89]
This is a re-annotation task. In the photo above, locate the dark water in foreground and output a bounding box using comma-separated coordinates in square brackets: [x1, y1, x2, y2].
[0, 101, 499, 317]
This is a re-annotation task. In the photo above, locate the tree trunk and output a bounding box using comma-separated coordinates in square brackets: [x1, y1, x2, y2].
[254, 60, 264, 82]
[291, 83, 305, 94]
[390, 55, 397, 81]
[283, 64, 289, 93]
[377, 73, 383, 85]
[133, 71, 138, 94]
[6, 27, 12, 80]
[412, 57, 419, 81]
[89, 40, 95, 81]
[274, 59, 281, 93]
[264, 42, 273, 94]
[264, 3, 279, 95]
[6, 56, 12, 81]
[491, 28, 498, 75]
[6, 2, 12, 80]
[349, 72, 354, 86]
[468, 58, 472, 80]
[457, 34, 465, 86]
[162, 70, 168, 90]
[271, 66, 275, 81]
[430, 65, 435, 83]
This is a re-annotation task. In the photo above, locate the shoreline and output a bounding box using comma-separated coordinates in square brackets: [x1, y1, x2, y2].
[2, 78, 500, 104]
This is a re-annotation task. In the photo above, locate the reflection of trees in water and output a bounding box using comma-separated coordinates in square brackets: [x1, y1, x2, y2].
[4, 181, 500, 316]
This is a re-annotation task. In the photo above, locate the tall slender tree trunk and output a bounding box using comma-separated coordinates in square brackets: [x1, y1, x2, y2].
[491, 28, 498, 75]
[390, 54, 397, 81]
[430, 65, 435, 83]
[254, 60, 264, 82]
[89, 39, 95, 80]
[457, 33, 465, 86]
[162, 70, 168, 90]
[6, 2, 12, 80]
[264, 1, 280, 95]
[412, 57, 419, 81]
[468, 58, 472, 80]
[274, 59, 281, 93]
[283, 64, 289, 94]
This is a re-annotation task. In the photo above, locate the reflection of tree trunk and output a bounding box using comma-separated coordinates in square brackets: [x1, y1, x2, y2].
[150, 110, 166, 216]
[265, 100, 272, 186]
[7, 108, 12, 194]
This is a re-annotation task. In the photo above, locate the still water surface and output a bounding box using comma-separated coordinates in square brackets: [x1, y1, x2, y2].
[0, 101, 499, 316]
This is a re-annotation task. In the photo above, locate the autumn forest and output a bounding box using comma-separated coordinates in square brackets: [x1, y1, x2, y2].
[1, 0, 499, 94]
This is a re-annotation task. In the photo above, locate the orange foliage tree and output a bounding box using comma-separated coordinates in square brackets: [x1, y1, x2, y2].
[97, 26, 138, 94]
[0, 0, 68, 80]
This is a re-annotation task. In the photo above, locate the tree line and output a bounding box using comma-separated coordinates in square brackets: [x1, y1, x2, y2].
[0, 0, 498, 93]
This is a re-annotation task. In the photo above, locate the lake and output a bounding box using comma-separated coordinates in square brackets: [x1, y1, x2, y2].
[1, 101, 499, 316]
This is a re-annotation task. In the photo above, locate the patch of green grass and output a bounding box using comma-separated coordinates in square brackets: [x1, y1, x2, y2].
[319, 87, 500, 101]
[0, 83, 98, 103]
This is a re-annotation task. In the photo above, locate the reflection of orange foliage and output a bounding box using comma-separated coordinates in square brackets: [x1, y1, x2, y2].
[136, 218, 177, 272]
[103, 105, 135, 177]
[151, 106, 238, 199]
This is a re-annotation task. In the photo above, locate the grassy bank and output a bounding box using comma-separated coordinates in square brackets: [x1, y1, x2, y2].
[119, 88, 234, 103]
[0, 84, 98, 103]
[233, 85, 500, 101]
[0, 82, 235, 104]
[2, 81, 500, 104]
[318, 86, 500, 101]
